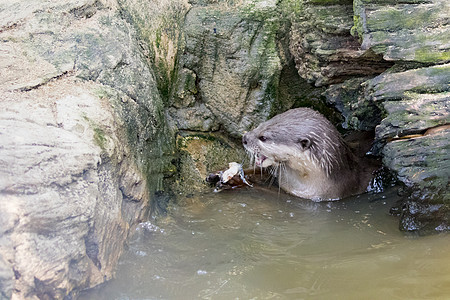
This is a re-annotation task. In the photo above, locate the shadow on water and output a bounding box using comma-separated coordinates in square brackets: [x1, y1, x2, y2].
[80, 186, 450, 300]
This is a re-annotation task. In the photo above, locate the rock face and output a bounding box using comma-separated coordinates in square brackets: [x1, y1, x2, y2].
[347, 0, 449, 232]
[289, 2, 393, 86]
[353, 0, 449, 63]
[166, 1, 289, 193]
[383, 129, 449, 232]
[0, 80, 148, 299]
[0, 0, 180, 298]
[372, 66, 450, 233]
[172, 2, 283, 137]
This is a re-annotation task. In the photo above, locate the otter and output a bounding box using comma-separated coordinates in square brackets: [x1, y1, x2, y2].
[242, 107, 376, 201]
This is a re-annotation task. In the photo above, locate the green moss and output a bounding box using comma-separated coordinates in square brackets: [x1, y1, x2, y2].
[93, 127, 107, 150]
[308, 0, 353, 4]
[350, 15, 363, 39]
[174, 131, 246, 194]
[415, 48, 450, 63]
[82, 114, 108, 150]
[366, 6, 436, 32]
[155, 28, 162, 49]
[279, 0, 303, 18]
[157, 60, 171, 101]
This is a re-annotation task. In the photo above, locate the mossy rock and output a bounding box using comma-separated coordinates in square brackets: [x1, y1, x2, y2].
[353, 0, 450, 63]
[174, 131, 247, 195]
[383, 129, 450, 233]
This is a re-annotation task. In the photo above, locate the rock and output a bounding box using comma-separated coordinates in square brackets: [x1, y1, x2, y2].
[365, 63, 450, 102]
[353, 0, 450, 63]
[174, 132, 247, 195]
[0, 79, 149, 299]
[324, 77, 383, 131]
[398, 200, 449, 234]
[0, 0, 179, 298]
[289, 3, 393, 86]
[168, 104, 219, 132]
[179, 4, 283, 137]
[376, 92, 449, 140]
[383, 129, 449, 233]
[167, 68, 219, 132]
[370, 64, 450, 233]
[383, 130, 449, 191]
[0, 0, 178, 185]
[117, 0, 190, 100]
[171, 68, 199, 109]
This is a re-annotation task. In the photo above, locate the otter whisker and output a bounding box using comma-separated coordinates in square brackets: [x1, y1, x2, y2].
[267, 163, 278, 187]
[278, 162, 282, 196]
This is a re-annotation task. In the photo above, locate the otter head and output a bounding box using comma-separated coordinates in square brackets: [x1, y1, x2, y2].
[242, 108, 346, 176]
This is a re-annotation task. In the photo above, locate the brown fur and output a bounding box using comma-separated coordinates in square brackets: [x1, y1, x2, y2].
[242, 108, 376, 201]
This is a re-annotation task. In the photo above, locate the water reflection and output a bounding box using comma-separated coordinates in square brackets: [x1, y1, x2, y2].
[81, 187, 450, 300]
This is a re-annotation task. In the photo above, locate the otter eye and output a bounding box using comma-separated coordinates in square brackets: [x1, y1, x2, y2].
[258, 136, 267, 142]
[299, 138, 311, 149]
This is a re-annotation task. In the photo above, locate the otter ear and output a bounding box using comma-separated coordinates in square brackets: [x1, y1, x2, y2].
[298, 138, 311, 149]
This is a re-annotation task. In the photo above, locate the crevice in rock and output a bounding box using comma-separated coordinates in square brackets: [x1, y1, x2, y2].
[33, 277, 65, 300]
[0, 21, 22, 33]
[69, 0, 103, 19]
[84, 229, 102, 270]
[15, 70, 75, 92]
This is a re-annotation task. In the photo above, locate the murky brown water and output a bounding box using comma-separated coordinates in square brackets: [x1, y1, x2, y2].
[81, 187, 450, 300]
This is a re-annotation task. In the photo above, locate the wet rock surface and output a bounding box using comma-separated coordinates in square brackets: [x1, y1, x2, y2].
[383, 129, 449, 233]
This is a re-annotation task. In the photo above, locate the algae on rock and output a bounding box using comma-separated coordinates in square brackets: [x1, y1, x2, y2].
[352, 0, 450, 63]
[178, 3, 284, 137]
[117, 0, 190, 101]
[174, 132, 247, 195]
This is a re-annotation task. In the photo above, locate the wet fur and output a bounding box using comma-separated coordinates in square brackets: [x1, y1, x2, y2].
[243, 108, 375, 201]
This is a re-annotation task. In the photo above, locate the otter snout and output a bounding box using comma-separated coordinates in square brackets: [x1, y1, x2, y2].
[242, 133, 248, 146]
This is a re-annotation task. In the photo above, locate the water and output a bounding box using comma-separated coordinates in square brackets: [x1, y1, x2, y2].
[81, 187, 450, 300]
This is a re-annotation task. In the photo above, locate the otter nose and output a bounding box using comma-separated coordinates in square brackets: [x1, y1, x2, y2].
[242, 134, 247, 145]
